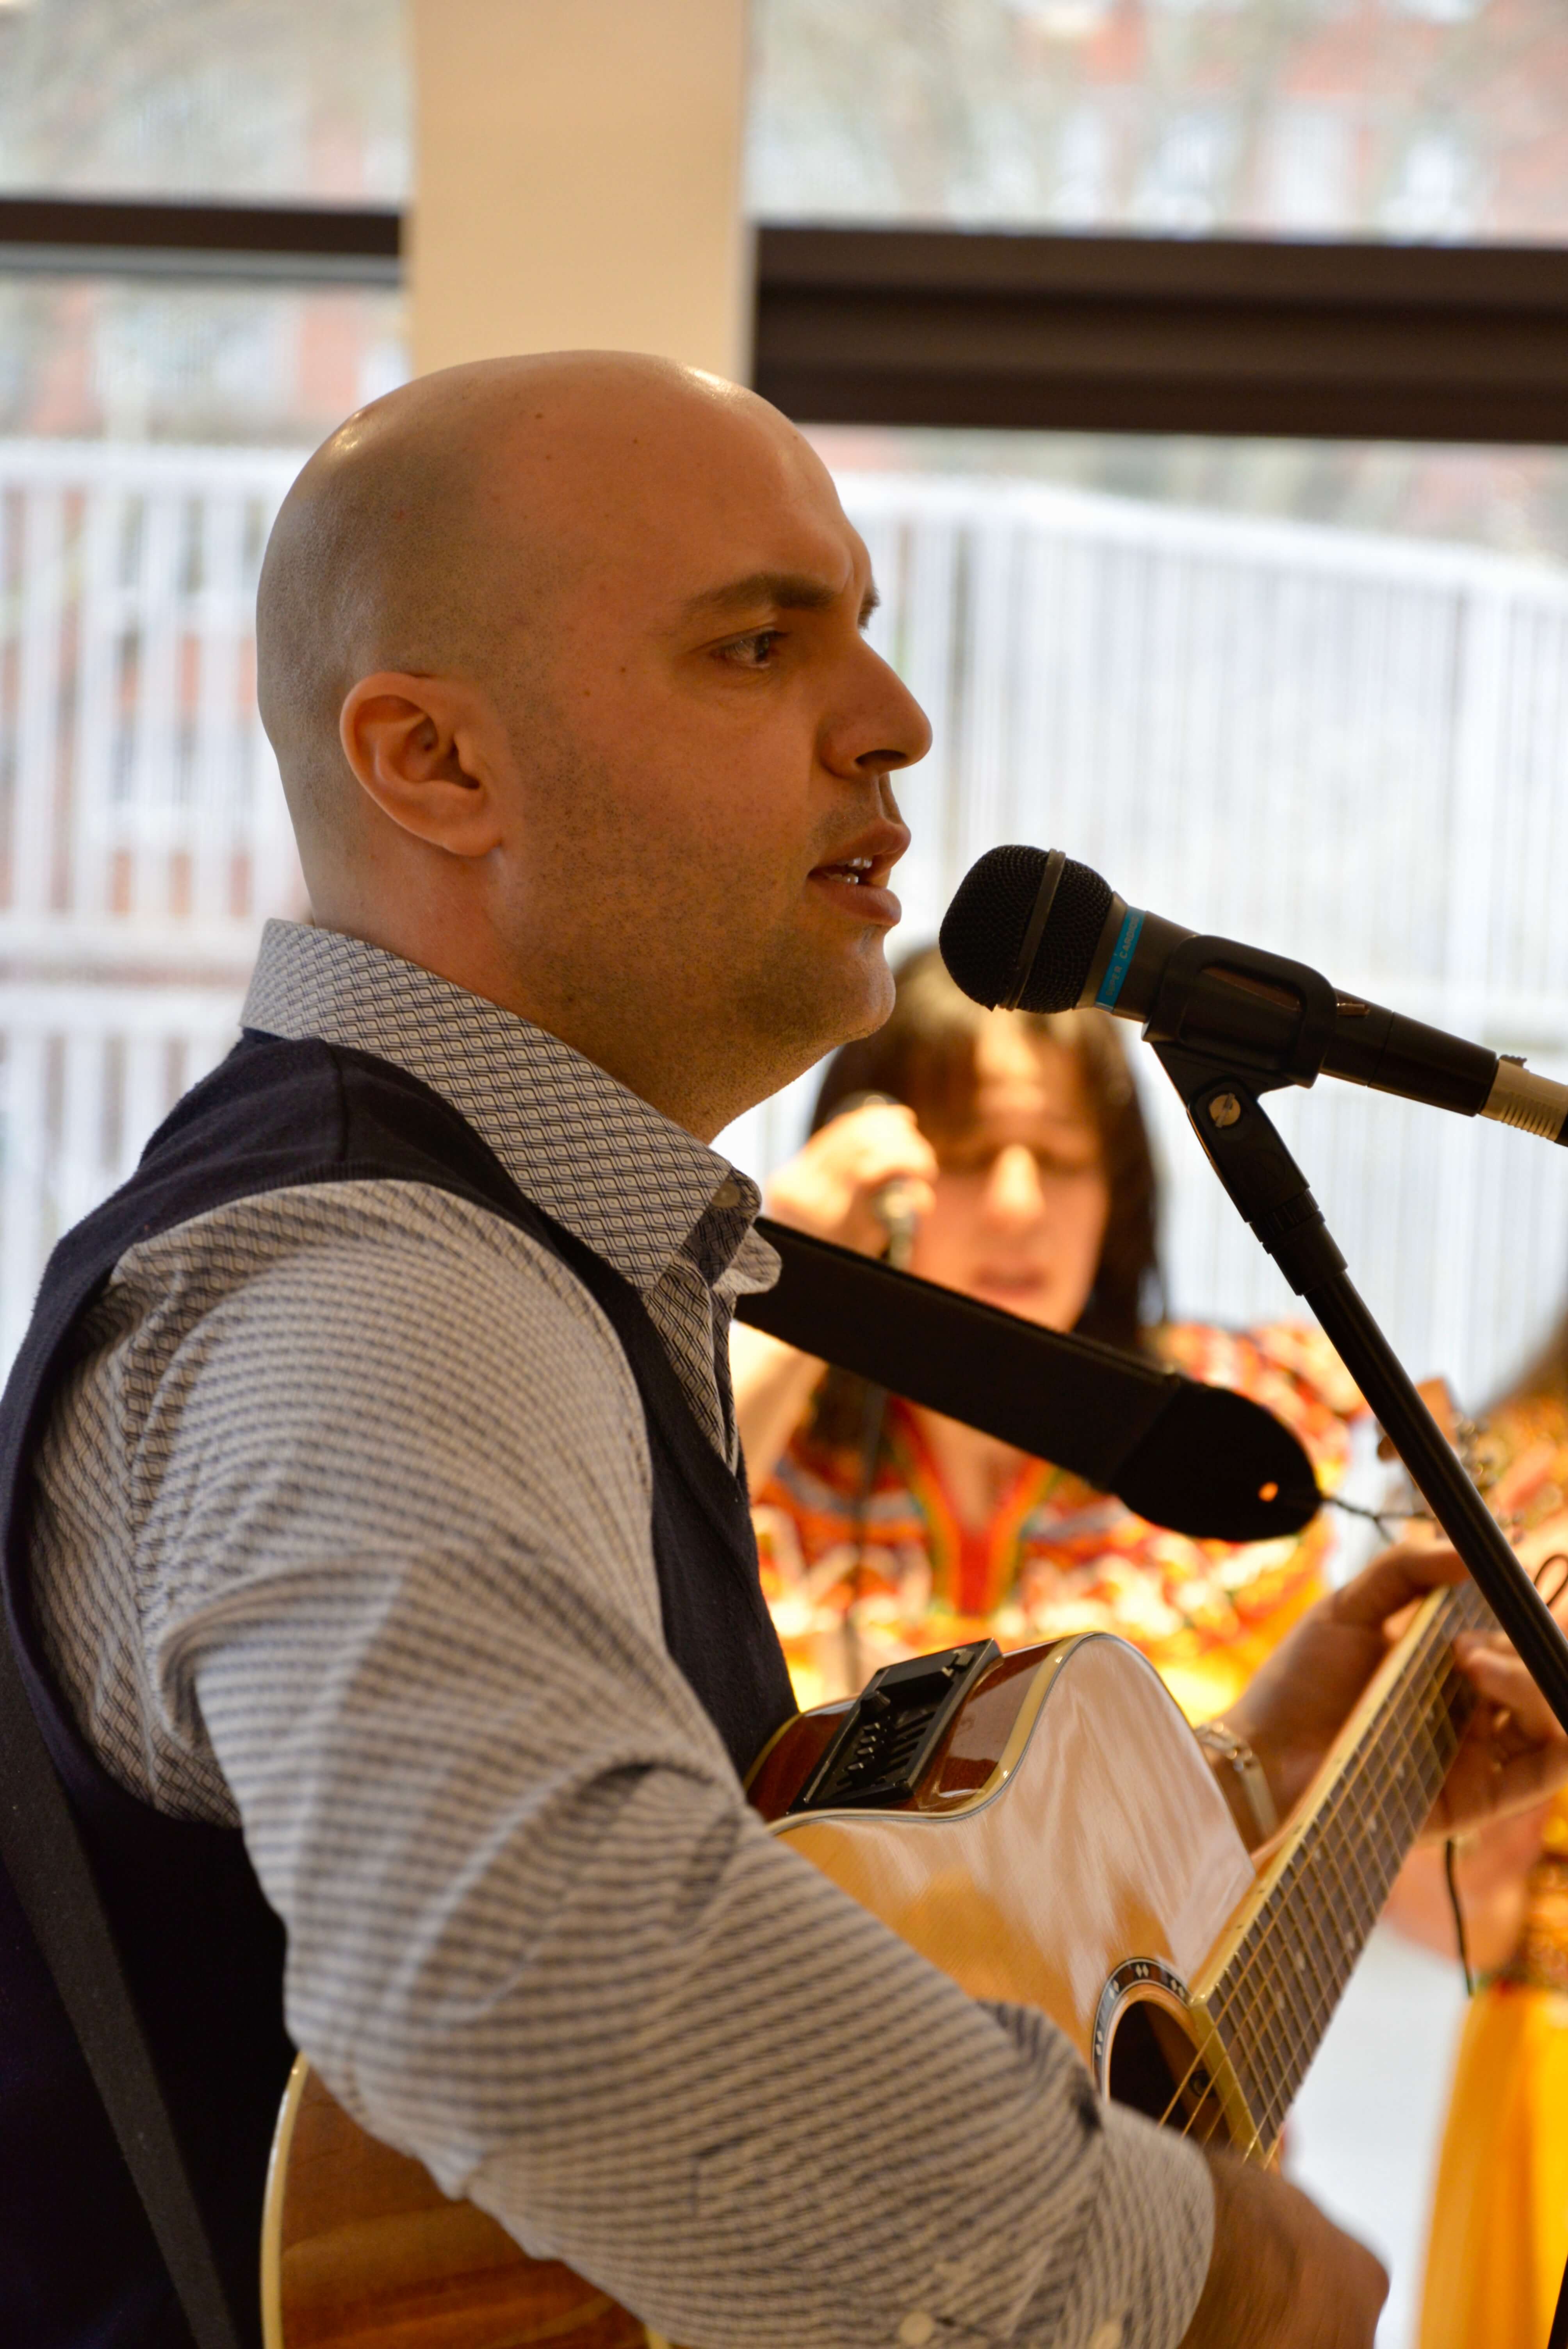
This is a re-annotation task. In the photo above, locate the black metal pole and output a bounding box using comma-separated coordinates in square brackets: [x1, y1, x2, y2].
[1552, 2258, 1568, 2349]
[1298, 1263, 1568, 1734]
[1152, 1042, 1568, 1740]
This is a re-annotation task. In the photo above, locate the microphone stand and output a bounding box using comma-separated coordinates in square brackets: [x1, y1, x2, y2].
[1151, 1039, 1568, 1737]
[1152, 1037, 1568, 2349]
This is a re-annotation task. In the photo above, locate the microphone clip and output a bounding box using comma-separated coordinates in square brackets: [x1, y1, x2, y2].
[1143, 935, 1340, 1091]
[1152, 1044, 1346, 1299]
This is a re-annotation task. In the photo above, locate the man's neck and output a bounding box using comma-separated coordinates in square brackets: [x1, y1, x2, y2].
[298, 910, 791, 1146]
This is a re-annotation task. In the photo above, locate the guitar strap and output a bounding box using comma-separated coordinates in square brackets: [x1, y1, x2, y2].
[0, 1624, 240, 2349]
[746, 1217, 1321, 1543]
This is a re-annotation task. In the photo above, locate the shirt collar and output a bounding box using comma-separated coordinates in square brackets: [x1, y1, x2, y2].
[242, 920, 775, 1298]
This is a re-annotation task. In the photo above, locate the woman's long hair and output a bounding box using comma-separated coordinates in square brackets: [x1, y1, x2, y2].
[800, 945, 1163, 1456]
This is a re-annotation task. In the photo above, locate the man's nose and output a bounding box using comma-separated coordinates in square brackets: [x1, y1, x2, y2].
[828, 643, 934, 779]
[984, 1145, 1046, 1228]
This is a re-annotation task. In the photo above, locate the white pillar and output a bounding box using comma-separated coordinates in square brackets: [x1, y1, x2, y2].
[409, 0, 752, 383]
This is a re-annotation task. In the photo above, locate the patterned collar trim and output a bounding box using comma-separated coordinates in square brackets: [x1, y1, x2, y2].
[242, 920, 775, 1298]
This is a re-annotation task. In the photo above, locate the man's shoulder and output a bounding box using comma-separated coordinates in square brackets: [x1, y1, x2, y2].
[110, 1174, 636, 1386]
[129, 1030, 535, 1231]
[29, 1035, 656, 1512]
[52, 1030, 615, 1364]
[56, 1176, 655, 1547]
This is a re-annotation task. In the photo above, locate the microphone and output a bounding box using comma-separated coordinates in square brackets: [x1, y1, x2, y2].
[873, 1182, 920, 1271]
[825, 1090, 922, 1267]
[940, 844, 1568, 1144]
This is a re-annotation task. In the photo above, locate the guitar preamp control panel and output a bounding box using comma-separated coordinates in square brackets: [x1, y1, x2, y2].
[789, 1641, 1001, 1813]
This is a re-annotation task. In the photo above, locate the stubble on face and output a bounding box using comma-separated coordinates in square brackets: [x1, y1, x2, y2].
[480, 409, 919, 1126]
[488, 663, 905, 1125]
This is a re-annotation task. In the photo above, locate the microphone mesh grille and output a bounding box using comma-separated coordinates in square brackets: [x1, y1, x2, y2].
[940, 846, 1114, 1014]
[937, 845, 1045, 1008]
[1023, 857, 1115, 1013]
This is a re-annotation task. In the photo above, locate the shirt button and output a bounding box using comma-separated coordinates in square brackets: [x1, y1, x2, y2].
[897, 2317, 935, 2347]
[711, 1178, 741, 1208]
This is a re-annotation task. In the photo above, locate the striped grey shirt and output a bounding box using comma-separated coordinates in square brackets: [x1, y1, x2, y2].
[27, 920, 1212, 2349]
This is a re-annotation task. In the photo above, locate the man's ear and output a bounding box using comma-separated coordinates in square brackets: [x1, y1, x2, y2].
[339, 671, 507, 857]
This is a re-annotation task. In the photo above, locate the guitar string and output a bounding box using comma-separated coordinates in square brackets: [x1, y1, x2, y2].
[1128, 1569, 1490, 2139]
[1152, 1600, 1469, 2139]
[1249, 1762, 1418, 2133]
[1252, 1729, 1441, 2137]
[1221, 1588, 1471, 2041]
[1115, 1548, 1513, 2137]
[1207, 1626, 1467, 2139]
[1162, 1718, 1440, 2146]
[1197, 1614, 1456, 2104]
[1229, 1631, 1463, 2134]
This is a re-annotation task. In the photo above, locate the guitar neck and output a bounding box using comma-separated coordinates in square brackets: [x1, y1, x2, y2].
[1204, 1575, 1491, 2153]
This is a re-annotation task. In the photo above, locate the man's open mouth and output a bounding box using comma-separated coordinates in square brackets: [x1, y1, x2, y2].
[807, 823, 907, 928]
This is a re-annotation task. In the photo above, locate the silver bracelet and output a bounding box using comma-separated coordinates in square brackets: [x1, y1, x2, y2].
[1195, 1718, 1279, 1841]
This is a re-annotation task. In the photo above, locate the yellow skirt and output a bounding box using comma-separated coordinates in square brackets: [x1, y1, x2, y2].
[1420, 1979, 1568, 2349]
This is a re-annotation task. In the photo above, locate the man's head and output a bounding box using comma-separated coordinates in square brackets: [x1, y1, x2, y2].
[256, 352, 930, 1140]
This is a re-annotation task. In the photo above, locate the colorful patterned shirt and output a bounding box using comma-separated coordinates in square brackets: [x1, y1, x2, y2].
[755, 1320, 1363, 1722]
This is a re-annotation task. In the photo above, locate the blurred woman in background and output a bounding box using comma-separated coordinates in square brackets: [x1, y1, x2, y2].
[733, 944, 1364, 1720]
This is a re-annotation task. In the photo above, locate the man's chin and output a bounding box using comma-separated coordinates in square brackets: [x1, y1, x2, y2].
[838, 942, 897, 1041]
[734, 935, 895, 1074]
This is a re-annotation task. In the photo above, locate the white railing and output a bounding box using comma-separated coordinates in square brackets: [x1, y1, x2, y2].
[0, 983, 243, 1347]
[0, 441, 302, 952]
[4, 444, 1568, 1408]
[0, 442, 302, 1362]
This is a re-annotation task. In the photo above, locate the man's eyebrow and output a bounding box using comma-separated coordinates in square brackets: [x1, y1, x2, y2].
[680, 570, 880, 624]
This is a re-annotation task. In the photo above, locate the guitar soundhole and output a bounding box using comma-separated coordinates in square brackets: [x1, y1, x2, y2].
[1105, 1997, 1234, 2148]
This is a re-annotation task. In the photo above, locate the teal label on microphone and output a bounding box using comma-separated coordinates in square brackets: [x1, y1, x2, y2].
[1095, 910, 1145, 1010]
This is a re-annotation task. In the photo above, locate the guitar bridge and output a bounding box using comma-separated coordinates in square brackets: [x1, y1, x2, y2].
[789, 1641, 1000, 1813]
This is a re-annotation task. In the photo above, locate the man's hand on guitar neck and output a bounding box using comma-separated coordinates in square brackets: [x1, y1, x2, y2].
[1218, 1533, 1568, 1845]
[1179, 2154, 1388, 2347]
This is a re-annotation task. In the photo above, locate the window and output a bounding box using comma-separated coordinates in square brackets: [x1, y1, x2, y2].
[748, 0, 1568, 243]
[0, 0, 409, 1362]
[0, 0, 409, 203]
[0, 276, 404, 443]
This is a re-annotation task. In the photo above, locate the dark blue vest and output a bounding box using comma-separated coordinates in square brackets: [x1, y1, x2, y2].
[0, 1032, 795, 2349]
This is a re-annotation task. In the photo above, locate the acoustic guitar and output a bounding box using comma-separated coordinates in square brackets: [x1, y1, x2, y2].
[262, 1583, 1487, 2349]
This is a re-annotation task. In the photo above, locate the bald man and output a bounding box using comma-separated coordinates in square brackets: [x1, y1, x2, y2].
[4, 355, 1561, 2349]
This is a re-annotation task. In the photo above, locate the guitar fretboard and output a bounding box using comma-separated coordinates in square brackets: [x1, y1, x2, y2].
[1207, 1577, 1491, 2150]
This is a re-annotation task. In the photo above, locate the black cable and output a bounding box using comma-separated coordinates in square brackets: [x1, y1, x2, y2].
[1325, 1493, 1407, 1540]
[1442, 1838, 1474, 1998]
[842, 1179, 918, 1693]
[843, 1376, 889, 1698]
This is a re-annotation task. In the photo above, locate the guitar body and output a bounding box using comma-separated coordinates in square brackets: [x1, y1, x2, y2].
[263, 1633, 1262, 2349]
[764, 1633, 1256, 2071]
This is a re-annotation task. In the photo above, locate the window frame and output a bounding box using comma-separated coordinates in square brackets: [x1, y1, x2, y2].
[2, 192, 1566, 441]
